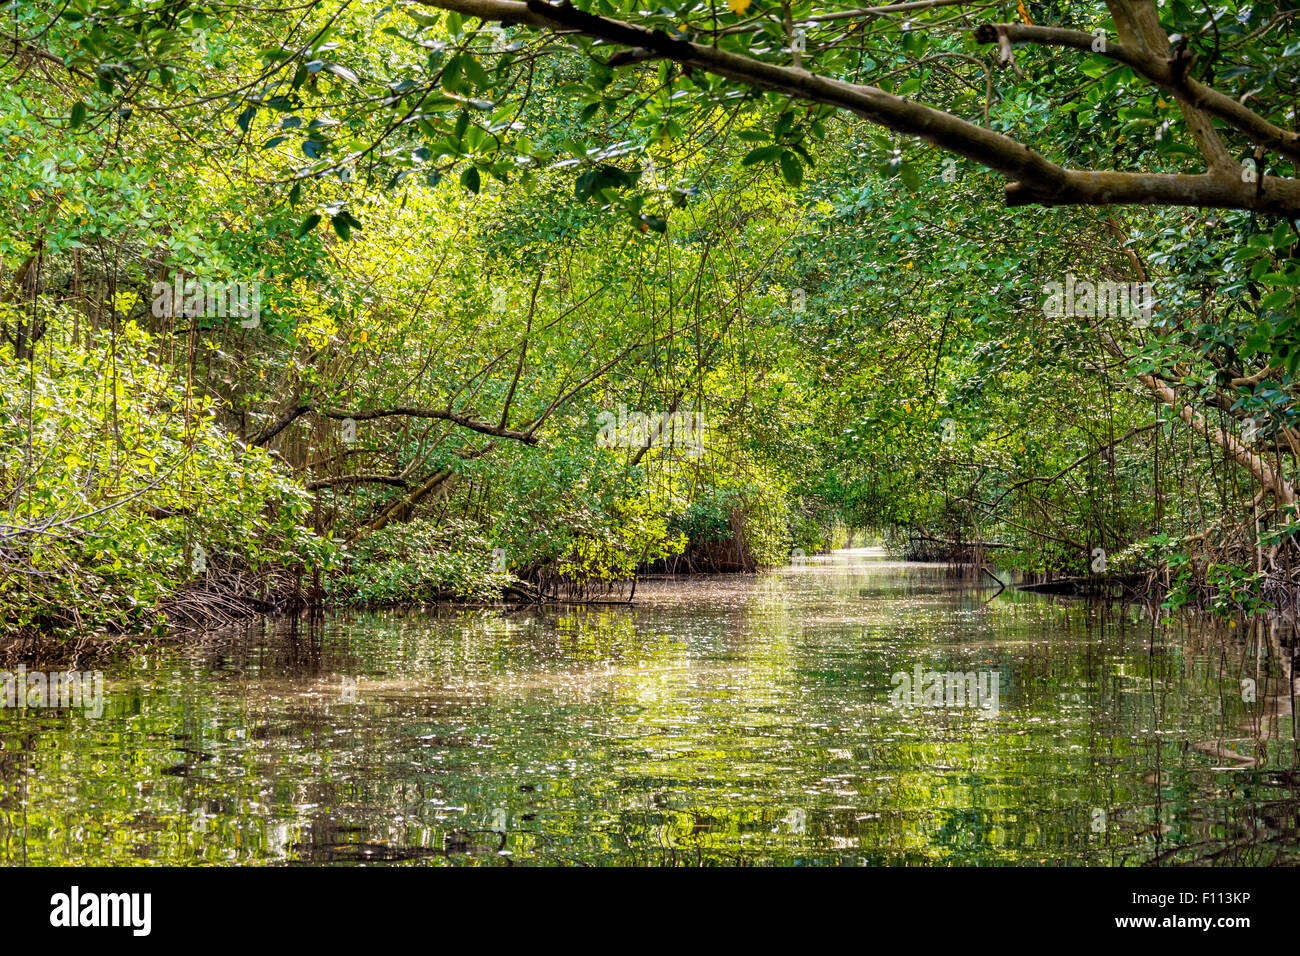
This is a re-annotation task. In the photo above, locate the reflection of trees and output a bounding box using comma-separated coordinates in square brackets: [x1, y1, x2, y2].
[1141, 611, 1300, 865]
[0, 560, 1296, 865]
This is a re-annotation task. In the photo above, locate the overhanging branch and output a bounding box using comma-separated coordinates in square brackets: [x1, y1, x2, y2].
[248, 401, 539, 446]
[417, 0, 1300, 216]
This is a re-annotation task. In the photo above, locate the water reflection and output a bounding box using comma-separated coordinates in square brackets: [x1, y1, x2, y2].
[0, 548, 1296, 865]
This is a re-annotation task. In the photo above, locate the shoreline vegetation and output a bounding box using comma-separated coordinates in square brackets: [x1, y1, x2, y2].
[4, 2, 1300, 658]
[5, 526, 1297, 662]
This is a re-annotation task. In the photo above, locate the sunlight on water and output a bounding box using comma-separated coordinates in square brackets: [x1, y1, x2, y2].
[1, 549, 1297, 865]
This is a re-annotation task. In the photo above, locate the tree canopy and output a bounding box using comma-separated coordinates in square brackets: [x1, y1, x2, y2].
[3, 0, 1300, 634]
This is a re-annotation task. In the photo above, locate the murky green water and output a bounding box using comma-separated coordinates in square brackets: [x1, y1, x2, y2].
[2, 549, 1297, 865]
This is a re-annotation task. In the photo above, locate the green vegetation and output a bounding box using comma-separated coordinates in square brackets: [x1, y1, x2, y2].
[3, 0, 1300, 639]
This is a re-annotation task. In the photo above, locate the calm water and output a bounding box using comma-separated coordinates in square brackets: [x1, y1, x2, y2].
[2, 549, 1297, 866]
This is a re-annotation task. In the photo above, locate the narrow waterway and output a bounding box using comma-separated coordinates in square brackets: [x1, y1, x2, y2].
[1, 548, 1297, 865]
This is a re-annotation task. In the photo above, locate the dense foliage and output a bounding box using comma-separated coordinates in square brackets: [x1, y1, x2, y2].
[3, 0, 1299, 638]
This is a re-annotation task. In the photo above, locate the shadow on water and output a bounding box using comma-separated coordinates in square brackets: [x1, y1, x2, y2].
[0, 547, 1296, 865]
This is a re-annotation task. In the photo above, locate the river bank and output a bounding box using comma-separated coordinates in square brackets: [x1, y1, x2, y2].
[8, 537, 1298, 669]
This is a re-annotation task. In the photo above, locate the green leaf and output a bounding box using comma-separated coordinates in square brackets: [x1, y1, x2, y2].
[461, 55, 490, 88]
[742, 145, 783, 166]
[295, 214, 321, 238]
[442, 55, 464, 90]
[461, 166, 481, 193]
[70, 101, 87, 129]
[1261, 289, 1293, 311]
[779, 151, 803, 187]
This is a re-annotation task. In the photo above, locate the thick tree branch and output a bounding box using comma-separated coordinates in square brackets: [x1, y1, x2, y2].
[418, 0, 1300, 216]
[1004, 170, 1299, 215]
[248, 401, 539, 446]
[247, 403, 312, 446]
[321, 406, 539, 443]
